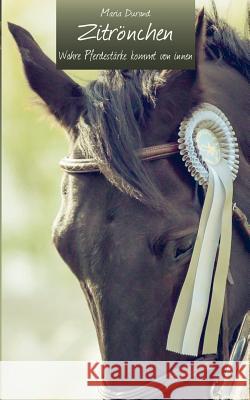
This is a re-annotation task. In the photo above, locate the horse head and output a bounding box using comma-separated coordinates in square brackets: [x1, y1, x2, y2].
[9, 8, 249, 362]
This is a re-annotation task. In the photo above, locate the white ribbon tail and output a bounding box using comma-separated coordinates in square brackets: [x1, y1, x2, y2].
[181, 167, 225, 355]
[166, 170, 215, 354]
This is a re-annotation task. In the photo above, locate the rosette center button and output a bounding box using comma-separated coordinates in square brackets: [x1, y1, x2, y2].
[196, 128, 221, 165]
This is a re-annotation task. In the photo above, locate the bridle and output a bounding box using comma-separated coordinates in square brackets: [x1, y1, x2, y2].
[60, 142, 179, 173]
[60, 141, 249, 361]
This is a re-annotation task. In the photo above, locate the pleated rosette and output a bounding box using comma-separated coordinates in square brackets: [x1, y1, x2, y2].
[166, 103, 239, 356]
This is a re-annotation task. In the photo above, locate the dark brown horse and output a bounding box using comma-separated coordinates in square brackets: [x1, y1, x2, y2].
[9, 7, 249, 367]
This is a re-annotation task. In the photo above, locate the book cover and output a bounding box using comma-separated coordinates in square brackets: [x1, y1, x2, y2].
[2, 0, 249, 398]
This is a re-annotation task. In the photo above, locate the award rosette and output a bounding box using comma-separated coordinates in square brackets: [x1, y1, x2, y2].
[167, 103, 239, 356]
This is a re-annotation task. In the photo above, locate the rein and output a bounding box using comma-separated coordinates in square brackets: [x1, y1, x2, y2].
[60, 140, 249, 361]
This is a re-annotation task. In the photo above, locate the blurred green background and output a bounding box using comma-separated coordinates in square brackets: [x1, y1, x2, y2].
[2, 0, 248, 360]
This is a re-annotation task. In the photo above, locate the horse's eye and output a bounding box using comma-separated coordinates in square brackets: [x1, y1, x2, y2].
[150, 233, 195, 261]
[174, 235, 195, 260]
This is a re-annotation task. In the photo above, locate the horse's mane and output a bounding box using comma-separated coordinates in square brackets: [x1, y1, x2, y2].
[205, 6, 249, 81]
[78, 7, 249, 208]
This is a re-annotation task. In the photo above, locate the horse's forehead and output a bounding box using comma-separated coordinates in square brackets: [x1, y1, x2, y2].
[63, 156, 197, 227]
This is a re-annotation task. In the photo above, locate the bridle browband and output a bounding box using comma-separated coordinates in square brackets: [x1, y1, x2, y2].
[60, 141, 249, 361]
[60, 142, 179, 173]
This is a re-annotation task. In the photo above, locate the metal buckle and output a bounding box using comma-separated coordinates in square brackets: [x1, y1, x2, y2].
[230, 312, 250, 361]
[211, 312, 249, 399]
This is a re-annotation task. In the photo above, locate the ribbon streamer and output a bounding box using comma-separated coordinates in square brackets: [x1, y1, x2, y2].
[181, 166, 225, 355]
[167, 169, 216, 354]
[203, 160, 233, 354]
[167, 150, 234, 355]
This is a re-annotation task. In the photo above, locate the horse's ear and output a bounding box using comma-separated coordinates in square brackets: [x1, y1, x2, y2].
[195, 7, 206, 70]
[159, 7, 206, 83]
[8, 23, 86, 129]
[155, 8, 206, 118]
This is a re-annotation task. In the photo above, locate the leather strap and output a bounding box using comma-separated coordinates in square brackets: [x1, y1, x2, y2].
[233, 204, 250, 251]
[60, 142, 179, 173]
